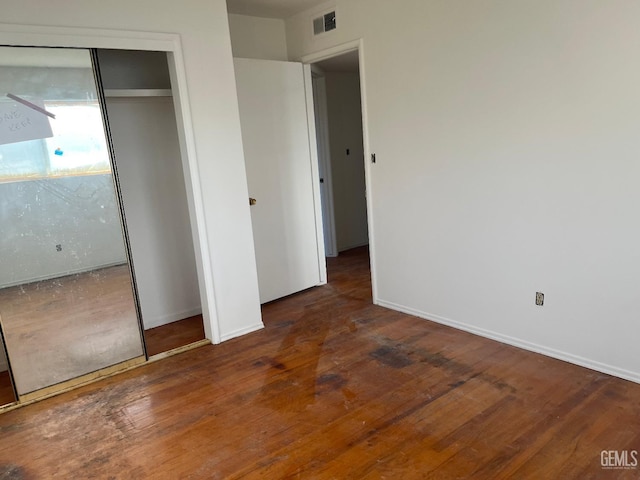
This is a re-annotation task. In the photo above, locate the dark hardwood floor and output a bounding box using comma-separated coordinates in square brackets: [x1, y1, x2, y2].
[0, 265, 143, 395]
[0, 370, 15, 406]
[144, 315, 206, 357]
[0, 246, 638, 479]
[0, 317, 206, 407]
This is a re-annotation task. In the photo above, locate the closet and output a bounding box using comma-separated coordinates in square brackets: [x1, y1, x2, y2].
[0, 46, 204, 409]
[97, 49, 204, 357]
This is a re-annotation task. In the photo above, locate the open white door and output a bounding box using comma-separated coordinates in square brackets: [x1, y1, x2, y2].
[234, 58, 325, 304]
[312, 73, 338, 258]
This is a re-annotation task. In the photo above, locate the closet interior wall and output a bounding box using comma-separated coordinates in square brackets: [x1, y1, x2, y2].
[96, 49, 202, 333]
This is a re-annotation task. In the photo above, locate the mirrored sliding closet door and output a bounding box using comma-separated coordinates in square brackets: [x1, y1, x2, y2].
[0, 46, 145, 400]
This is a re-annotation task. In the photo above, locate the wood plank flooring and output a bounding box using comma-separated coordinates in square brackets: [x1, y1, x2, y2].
[144, 315, 205, 357]
[0, 265, 204, 398]
[0, 265, 143, 395]
[0, 247, 638, 479]
[0, 370, 15, 406]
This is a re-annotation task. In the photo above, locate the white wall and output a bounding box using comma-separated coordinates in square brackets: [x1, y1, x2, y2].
[228, 14, 288, 61]
[325, 72, 368, 251]
[97, 49, 171, 89]
[0, 0, 263, 343]
[0, 175, 127, 287]
[100, 50, 201, 330]
[106, 97, 202, 330]
[287, 0, 640, 382]
[0, 64, 127, 287]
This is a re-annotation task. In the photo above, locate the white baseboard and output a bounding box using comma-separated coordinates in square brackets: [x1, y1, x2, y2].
[142, 307, 203, 330]
[376, 299, 640, 385]
[220, 322, 264, 343]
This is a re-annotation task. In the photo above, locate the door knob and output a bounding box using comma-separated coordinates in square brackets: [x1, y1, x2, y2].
[249, 197, 257, 206]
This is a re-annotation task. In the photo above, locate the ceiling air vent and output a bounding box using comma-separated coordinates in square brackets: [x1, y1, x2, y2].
[313, 11, 336, 35]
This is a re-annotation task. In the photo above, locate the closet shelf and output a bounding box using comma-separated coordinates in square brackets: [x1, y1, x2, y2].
[103, 89, 172, 98]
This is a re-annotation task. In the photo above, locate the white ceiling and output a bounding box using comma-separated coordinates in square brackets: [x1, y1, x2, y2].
[227, 0, 359, 72]
[226, 0, 321, 18]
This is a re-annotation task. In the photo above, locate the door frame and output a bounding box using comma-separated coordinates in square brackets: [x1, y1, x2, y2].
[301, 39, 378, 302]
[0, 23, 221, 342]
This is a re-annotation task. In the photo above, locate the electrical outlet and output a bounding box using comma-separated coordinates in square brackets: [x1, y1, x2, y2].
[535, 292, 544, 306]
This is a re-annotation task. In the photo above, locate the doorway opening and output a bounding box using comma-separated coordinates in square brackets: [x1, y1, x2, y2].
[309, 50, 371, 288]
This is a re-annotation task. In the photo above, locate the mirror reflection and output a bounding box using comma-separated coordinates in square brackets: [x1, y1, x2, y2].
[0, 47, 144, 396]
